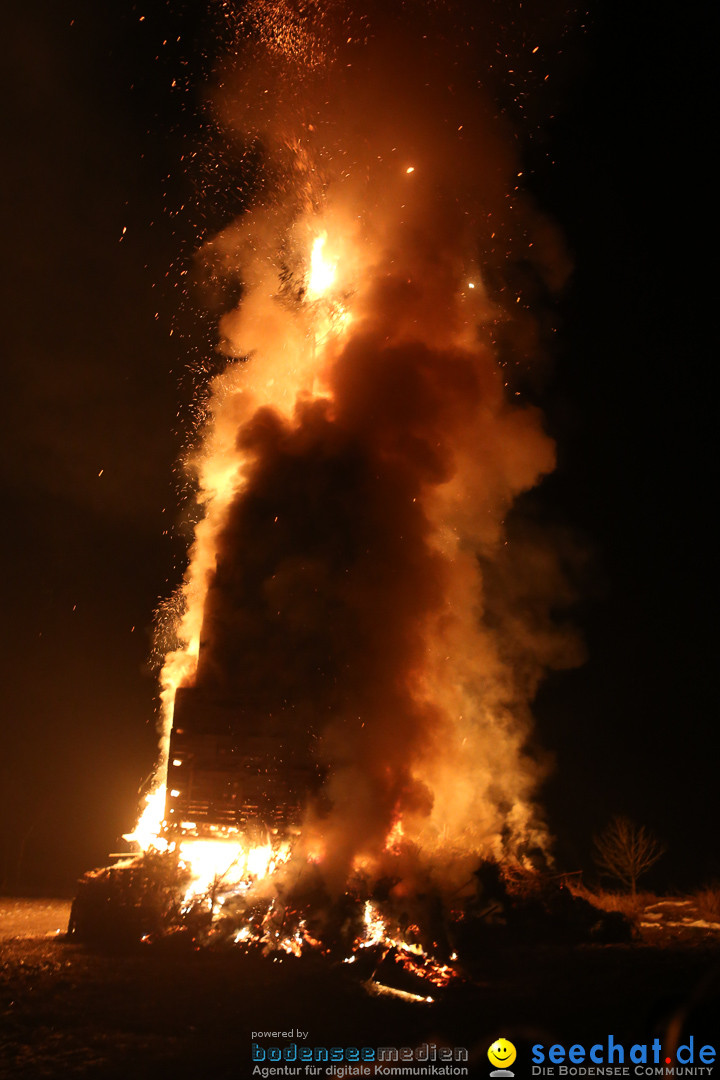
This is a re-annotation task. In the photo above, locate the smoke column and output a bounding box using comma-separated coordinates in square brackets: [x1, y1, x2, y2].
[134, 0, 581, 886]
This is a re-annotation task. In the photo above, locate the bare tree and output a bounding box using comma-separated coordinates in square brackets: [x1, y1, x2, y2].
[593, 816, 665, 895]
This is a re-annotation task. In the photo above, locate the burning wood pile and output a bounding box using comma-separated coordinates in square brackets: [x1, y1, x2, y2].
[76, 0, 602, 1001]
[68, 848, 632, 1001]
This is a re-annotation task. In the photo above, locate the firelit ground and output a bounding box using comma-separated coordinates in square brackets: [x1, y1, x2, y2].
[0, 899, 719, 1079]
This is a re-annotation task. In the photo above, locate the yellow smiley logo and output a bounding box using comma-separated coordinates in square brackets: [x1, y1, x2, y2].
[488, 1038, 517, 1070]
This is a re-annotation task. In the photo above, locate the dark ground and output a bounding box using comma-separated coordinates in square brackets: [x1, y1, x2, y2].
[1, 899, 719, 1079]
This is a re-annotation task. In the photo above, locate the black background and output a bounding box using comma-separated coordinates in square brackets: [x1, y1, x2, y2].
[0, 0, 715, 893]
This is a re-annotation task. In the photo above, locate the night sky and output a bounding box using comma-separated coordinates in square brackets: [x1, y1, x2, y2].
[0, 0, 714, 894]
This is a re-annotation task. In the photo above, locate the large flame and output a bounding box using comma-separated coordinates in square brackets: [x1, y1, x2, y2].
[125, 0, 579, 926]
[307, 233, 337, 300]
[177, 837, 292, 904]
[125, 225, 354, 852]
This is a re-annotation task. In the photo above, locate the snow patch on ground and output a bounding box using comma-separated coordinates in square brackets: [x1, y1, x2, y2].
[0, 899, 71, 940]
